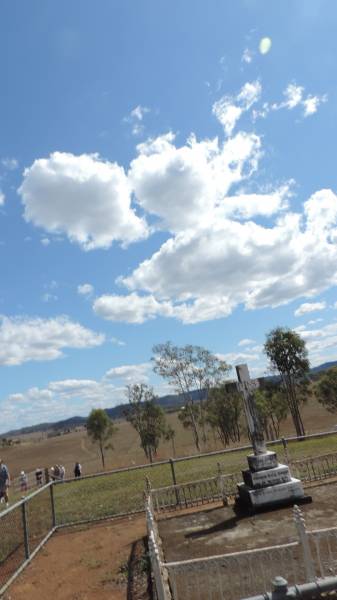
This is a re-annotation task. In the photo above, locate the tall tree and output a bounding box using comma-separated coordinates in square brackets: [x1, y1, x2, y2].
[86, 409, 117, 469]
[205, 384, 242, 447]
[264, 327, 310, 437]
[124, 384, 167, 463]
[315, 366, 337, 412]
[152, 342, 230, 451]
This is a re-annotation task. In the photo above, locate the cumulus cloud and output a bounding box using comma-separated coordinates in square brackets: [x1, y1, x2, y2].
[104, 189, 337, 324]
[129, 131, 261, 232]
[1, 362, 152, 432]
[19, 152, 148, 250]
[294, 301, 326, 317]
[105, 362, 151, 383]
[93, 293, 171, 324]
[0, 315, 104, 366]
[212, 80, 261, 136]
[78, 283, 94, 297]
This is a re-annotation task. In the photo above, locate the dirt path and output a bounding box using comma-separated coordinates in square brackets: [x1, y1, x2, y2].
[3, 515, 147, 600]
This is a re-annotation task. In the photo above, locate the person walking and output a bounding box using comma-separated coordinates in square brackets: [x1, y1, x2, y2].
[74, 462, 82, 478]
[35, 467, 43, 486]
[0, 459, 10, 507]
[20, 471, 28, 493]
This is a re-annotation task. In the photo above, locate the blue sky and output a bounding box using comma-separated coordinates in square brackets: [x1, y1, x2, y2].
[1, 0, 337, 432]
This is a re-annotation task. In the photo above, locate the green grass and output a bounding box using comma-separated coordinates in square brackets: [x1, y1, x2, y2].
[52, 433, 337, 525]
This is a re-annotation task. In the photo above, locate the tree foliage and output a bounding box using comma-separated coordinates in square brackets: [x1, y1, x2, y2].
[315, 367, 337, 413]
[86, 408, 117, 469]
[264, 327, 310, 437]
[124, 384, 168, 463]
[253, 384, 288, 440]
[205, 384, 242, 446]
[152, 342, 230, 450]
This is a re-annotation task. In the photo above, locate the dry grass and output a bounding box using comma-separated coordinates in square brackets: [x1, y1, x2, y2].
[1, 396, 336, 480]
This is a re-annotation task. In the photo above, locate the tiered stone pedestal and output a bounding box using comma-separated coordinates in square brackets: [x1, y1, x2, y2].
[236, 450, 310, 512]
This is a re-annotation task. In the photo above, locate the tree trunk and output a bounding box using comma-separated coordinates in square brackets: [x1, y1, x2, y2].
[99, 441, 105, 469]
[187, 402, 200, 451]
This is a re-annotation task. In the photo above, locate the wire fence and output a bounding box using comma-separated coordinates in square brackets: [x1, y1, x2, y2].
[2, 430, 337, 595]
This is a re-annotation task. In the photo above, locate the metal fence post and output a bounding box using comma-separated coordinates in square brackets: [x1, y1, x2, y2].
[169, 458, 177, 486]
[21, 500, 30, 560]
[169, 458, 180, 507]
[294, 505, 316, 582]
[50, 483, 56, 527]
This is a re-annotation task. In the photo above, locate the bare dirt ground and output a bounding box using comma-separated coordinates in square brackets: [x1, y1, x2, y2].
[3, 515, 149, 600]
[158, 482, 337, 560]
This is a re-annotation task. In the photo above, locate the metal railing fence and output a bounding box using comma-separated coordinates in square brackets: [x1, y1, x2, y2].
[0, 483, 56, 596]
[148, 493, 337, 600]
[2, 431, 337, 596]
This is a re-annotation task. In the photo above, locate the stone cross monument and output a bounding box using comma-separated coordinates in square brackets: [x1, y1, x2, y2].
[235, 364, 308, 512]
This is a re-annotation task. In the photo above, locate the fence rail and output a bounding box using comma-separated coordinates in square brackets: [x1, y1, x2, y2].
[148, 494, 337, 600]
[3, 432, 337, 596]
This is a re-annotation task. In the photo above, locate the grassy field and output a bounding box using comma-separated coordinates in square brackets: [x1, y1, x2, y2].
[1, 395, 337, 481]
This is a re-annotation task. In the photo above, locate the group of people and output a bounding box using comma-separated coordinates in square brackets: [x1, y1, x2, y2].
[50, 462, 82, 481]
[0, 460, 83, 508]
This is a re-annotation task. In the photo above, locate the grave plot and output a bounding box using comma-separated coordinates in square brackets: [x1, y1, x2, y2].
[147, 482, 337, 600]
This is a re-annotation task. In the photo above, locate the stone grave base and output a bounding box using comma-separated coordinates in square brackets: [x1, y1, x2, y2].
[235, 451, 312, 514]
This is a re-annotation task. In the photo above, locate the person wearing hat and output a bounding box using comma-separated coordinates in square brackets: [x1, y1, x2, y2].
[0, 459, 10, 507]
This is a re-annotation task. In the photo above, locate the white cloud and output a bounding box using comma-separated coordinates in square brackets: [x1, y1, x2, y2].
[93, 293, 172, 324]
[125, 105, 150, 136]
[105, 362, 151, 383]
[103, 188, 337, 324]
[220, 351, 260, 364]
[19, 152, 148, 250]
[77, 283, 94, 297]
[0, 315, 104, 366]
[212, 80, 261, 136]
[1, 362, 153, 432]
[283, 83, 304, 109]
[295, 321, 337, 364]
[1, 157, 18, 170]
[241, 48, 253, 64]
[41, 237, 50, 246]
[271, 83, 327, 118]
[238, 338, 256, 347]
[294, 301, 326, 317]
[130, 105, 150, 121]
[303, 95, 327, 117]
[0, 191, 5, 205]
[129, 130, 261, 232]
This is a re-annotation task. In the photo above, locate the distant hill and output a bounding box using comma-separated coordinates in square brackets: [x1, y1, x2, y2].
[3, 361, 337, 438]
[310, 360, 337, 374]
[2, 389, 204, 437]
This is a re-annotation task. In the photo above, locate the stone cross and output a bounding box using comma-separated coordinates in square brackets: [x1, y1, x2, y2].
[235, 363, 267, 456]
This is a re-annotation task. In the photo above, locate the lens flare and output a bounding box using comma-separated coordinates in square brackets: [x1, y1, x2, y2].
[259, 37, 272, 55]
